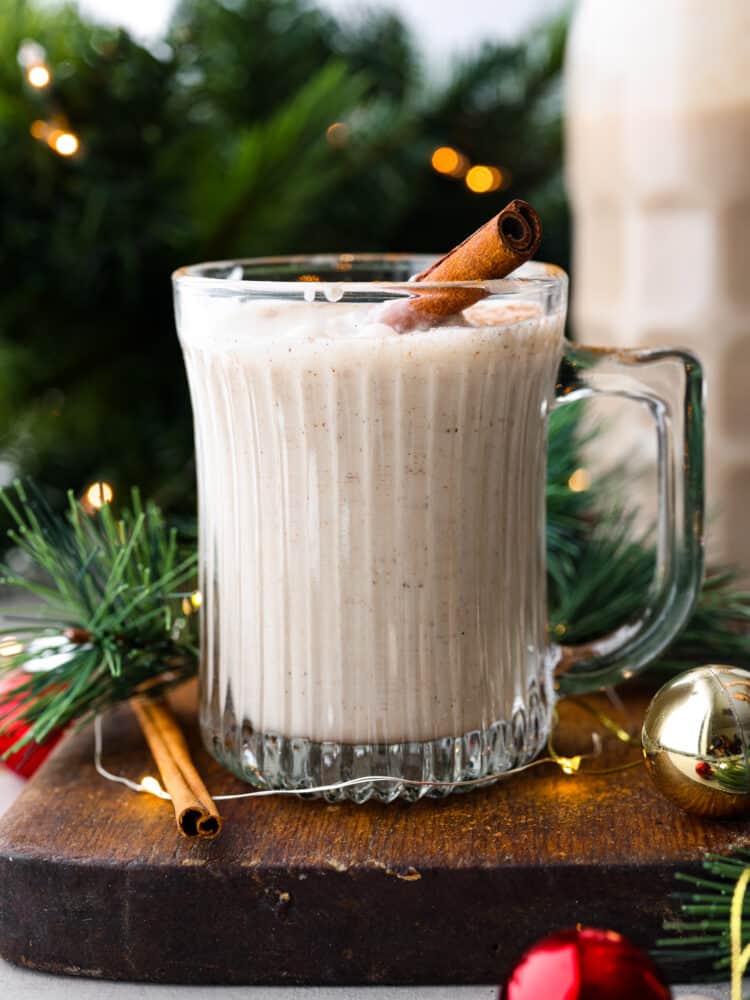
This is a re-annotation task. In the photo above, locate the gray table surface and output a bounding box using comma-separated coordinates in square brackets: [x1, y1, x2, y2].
[0, 768, 733, 999]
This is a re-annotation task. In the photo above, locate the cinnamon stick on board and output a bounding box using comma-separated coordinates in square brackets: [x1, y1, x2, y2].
[130, 696, 223, 839]
[381, 198, 542, 332]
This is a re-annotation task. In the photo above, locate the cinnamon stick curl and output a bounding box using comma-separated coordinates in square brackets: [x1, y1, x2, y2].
[130, 696, 222, 840]
[381, 199, 542, 332]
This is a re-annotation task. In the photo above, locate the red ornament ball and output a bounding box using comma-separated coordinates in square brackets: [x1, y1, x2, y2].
[501, 927, 671, 1000]
[0, 672, 64, 779]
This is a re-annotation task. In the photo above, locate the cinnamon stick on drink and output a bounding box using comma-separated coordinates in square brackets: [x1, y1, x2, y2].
[130, 695, 222, 839]
[381, 199, 542, 332]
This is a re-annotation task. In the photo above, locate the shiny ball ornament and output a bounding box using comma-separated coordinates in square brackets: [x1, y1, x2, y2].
[501, 926, 671, 1000]
[642, 665, 750, 818]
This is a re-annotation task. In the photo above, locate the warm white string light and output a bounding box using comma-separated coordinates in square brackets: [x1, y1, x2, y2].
[430, 145, 510, 194]
[52, 131, 78, 157]
[82, 481, 113, 512]
[27, 64, 51, 89]
[567, 467, 591, 493]
[94, 716, 171, 799]
[465, 164, 506, 194]
[18, 40, 50, 90]
[20, 40, 82, 158]
[181, 590, 203, 616]
[29, 120, 81, 158]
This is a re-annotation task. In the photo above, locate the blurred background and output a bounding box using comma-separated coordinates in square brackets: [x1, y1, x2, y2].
[4, 0, 749, 575]
[0, 0, 570, 518]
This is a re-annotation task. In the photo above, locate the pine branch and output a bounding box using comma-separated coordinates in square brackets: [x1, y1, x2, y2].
[190, 59, 371, 256]
[656, 853, 750, 975]
[0, 483, 198, 754]
[545, 405, 750, 675]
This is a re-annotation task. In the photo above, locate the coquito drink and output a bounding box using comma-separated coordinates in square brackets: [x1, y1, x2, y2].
[179, 291, 563, 744]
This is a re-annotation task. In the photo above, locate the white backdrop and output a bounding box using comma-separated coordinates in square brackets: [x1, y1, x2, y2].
[77, 0, 568, 65]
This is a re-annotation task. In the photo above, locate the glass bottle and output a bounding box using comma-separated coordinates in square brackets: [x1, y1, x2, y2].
[566, 0, 750, 569]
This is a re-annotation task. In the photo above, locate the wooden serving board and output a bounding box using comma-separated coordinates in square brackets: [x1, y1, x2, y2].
[0, 682, 748, 986]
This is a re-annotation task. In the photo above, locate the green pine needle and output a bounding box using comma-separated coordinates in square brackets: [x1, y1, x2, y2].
[0, 482, 198, 756]
[545, 403, 750, 677]
[656, 853, 750, 975]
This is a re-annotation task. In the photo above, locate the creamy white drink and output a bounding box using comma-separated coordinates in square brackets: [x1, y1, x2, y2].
[178, 291, 564, 747]
[566, 0, 750, 569]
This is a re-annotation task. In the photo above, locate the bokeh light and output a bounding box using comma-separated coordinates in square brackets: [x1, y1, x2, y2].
[17, 40, 46, 70]
[27, 65, 51, 88]
[85, 481, 113, 509]
[326, 122, 349, 148]
[52, 131, 79, 157]
[431, 146, 459, 173]
[431, 145, 469, 178]
[182, 590, 203, 616]
[465, 164, 505, 193]
[0, 638, 24, 658]
[567, 468, 591, 493]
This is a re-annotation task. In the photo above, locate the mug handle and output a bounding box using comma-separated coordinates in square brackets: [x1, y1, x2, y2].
[553, 344, 705, 695]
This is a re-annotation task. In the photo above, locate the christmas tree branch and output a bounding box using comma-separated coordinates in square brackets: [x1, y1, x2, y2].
[657, 852, 750, 977]
[545, 403, 750, 677]
[0, 482, 198, 754]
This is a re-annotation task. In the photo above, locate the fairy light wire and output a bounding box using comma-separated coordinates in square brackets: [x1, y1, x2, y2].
[94, 715, 171, 799]
[93, 715, 607, 802]
[546, 698, 643, 776]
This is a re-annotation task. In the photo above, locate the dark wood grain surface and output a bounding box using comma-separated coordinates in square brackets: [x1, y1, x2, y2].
[0, 682, 748, 985]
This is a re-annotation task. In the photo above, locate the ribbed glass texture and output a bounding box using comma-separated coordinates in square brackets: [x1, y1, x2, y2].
[174, 258, 567, 801]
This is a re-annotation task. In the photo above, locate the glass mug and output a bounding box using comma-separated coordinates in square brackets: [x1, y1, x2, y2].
[172, 257, 704, 802]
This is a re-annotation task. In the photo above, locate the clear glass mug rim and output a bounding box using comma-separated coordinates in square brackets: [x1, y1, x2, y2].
[171, 255, 567, 299]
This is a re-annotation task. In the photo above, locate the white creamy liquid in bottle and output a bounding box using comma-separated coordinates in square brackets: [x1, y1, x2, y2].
[566, 1, 750, 569]
[178, 296, 564, 745]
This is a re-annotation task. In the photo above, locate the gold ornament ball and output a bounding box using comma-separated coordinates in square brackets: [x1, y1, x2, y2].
[642, 665, 750, 818]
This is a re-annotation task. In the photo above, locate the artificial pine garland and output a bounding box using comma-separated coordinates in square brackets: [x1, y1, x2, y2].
[0, 482, 197, 750]
[658, 853, 750, 983]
